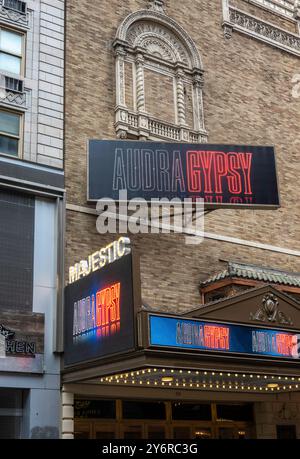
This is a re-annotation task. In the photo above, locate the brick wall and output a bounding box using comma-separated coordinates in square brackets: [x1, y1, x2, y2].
[65, 0, 300, 312]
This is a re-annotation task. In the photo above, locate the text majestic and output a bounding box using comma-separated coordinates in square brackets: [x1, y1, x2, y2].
[113, 148, 253, 198]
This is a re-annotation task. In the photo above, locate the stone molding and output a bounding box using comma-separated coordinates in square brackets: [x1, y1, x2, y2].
[222, 0, 300, 57]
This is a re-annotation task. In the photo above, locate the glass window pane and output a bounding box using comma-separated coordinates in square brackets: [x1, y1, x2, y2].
[0, 110, 20, 135]
[0, 30, 22, 55]
[0, 52, 21, 74]
[172, 403, 212, 421]
[74, 399, 116, 419]
[0, 135, 19, 156]
[216, 404, 254, 422]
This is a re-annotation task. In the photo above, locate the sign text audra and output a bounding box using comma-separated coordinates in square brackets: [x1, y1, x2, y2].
[113, 149, 253, 197]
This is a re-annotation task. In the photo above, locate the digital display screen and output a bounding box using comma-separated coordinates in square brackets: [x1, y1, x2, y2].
[149, 315, 300, 360]
[64, 254, 136, 367]
[88, 140, 279, 208]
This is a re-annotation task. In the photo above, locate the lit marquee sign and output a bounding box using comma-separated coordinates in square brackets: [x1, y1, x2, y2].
[69, 236, 130, 284]
[73, 282, 120, 337]
[88, 140, 279, 208]
[64, 252, 138, 367]
[149, 315, 300, 360]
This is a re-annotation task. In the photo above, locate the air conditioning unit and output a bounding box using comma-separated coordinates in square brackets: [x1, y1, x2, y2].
[0, 75, 24, 93]
[2, 0, 27, 14]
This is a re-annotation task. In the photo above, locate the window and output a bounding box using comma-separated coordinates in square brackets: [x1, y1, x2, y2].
[0, 389, 25, 439]
[216, 404, 254, 422]
[172, 403, 212, 421]
[0, 110, 21, 157]
[0, 28, 23, 76]
[122, 401, 166, 420]
[3, 0, 27, 15]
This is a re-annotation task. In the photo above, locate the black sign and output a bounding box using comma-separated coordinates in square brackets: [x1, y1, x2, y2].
[64, 253, 138, 367]
[88, 140, 280, 208]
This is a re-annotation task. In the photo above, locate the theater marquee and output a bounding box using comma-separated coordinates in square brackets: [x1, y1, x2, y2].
[149, 315, 300, 360]
[88, 140, 280, 209]
[64, 251, 140, 368]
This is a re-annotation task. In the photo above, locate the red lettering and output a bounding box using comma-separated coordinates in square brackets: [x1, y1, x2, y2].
[239, 153, 253, 195]
[227, 153, 242, 194]
[187, 151, 202, 192]
[276, 334, 293, 356]
[213, 152, 228, 194]
[204, 325, 230, 350]
[199, 151, 213, 194]
[96, 282, 121, 328]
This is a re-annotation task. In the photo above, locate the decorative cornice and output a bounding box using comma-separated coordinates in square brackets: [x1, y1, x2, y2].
[250, 293, 293, 325]
[224, 7, 300, 57]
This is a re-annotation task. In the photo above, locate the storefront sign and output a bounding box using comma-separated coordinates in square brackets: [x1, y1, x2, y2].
[88, 140, 279, 208]
[69, 236, 131, 284]
[64, 253, 139, 367]
[0, 312, 44, 373]
[149, 315, 300, 360]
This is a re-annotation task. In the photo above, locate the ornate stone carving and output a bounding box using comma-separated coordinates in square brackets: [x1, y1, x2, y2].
[0, 89, 26, 109]
[229, 8, 300, 55]
[276, 403, 298, 421]
[115, 10, 203, 69]
[135, 53, 146, 112]
[250, 293, 293, 325]
[116, 130, 128, 139]
[294, 0, 300, 20]
[141, 37, 176, 62]
[0, 4, 29, 28]
[148, 0, 166, 14]
[114, 8, 208, 142]
[127, 22, 190, 66]
[223, 24, 233, 39]
[176, 69, 186, 125]
[192, 71, 204, 89]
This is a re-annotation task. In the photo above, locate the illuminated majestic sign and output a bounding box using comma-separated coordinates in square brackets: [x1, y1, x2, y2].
[88, 140, 279, 208]
[69, 236, 130, 284]
[64, 253, 138, 367]
[149, 315, 300, 360]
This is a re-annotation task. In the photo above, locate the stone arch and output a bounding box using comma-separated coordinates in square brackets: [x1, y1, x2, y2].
[115, 9, 203, 70]
[113, 7, 207, 142]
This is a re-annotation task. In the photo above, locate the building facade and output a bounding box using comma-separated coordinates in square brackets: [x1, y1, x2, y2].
[0, 0, 64, 438]
[63, 0, 300, 439]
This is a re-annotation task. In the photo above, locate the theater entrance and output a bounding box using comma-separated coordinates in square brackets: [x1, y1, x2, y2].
[74, 399, 255, 439]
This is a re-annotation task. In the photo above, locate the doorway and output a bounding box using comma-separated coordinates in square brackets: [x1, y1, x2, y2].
[74, 399, 255, 439]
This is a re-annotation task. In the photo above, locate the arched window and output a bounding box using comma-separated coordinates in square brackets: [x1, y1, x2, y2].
[113, 1, 207, 142]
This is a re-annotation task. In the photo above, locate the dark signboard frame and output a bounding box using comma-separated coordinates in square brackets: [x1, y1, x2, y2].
[64, 252, 141, 369]
[142, 312, 300, 363]
[87, 140, 280, 209]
